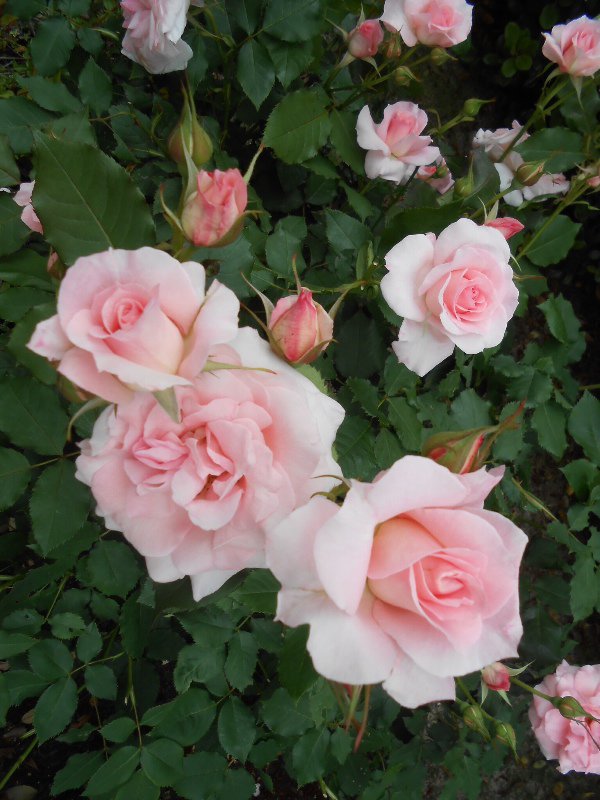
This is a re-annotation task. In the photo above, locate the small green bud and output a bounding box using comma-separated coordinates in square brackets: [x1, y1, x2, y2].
[393, 66, 416, 86]
[515, 161, 545, 187]
[462, 704, 490, 740]
[495, 721, 518, 755]
[454, 176, 474, 198]
[430, 47, 451, 66]
[555, 695, 589, 720]
[462, 98, 487, 117]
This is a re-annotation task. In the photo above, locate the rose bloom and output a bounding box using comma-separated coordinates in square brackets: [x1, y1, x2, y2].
[269, 289, 333, 365]
[27, 247, 239, 403]
[473, 121, 569, 207]
[76, 328, 344, 600]
[14, 181, 43, 234]
[181, 169, 248, 247]
[120, 0, 201, 73]
[380, 218, 519, 376]
[356, 101, 440, 184]
[267, 456, 526, 708]
[542, 16, 600, 77]
[529, 661, 600, 774]
[381, 0, 473, 48]
[348, 20, 384, 59]
[417, 157, 454, 195]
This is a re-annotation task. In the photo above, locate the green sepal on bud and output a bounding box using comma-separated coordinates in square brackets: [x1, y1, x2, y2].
[494, 722, 518, 757]
[422, 427, 489, 474]
[168, 86, 213, 170]
[453, 175, 475, 198]
[460, 703, 491, 740]
[430, 47, 453, 66]
[515, 161, 545, 187]
[554, 695, 590, 720]
[462, 98, 489, 117]
[393, 66, 418, 86]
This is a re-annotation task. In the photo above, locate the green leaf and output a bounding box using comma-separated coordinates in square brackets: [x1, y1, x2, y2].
[120, 592, 153, 658]
[217, 697, 256, 762]
[0, 287, 52, 322]
[19, 76, 82, 114]
[335, 415, 376, 481]
[30, 18, 76, 76]
[193, 235, 254, 297]
[29, 639, 73, 680]
[348, 377, 380, 418]
[142, 688, 216, 746]
[59, 0, 92, 13]
[263, 88, 330, 164]
[225, 632, 258, 691]
[2, 609, 44, 635]
[568, 392, 600, 463]
[570, 552, 599, 622]
[262, 0, 322, 42]
[30, 461, 91, 555]
[50, 612, 86, 640]
[0, 631, 36, 659]
[292, 728, 330, 785]
[115, 771, 160, 800]
[265, 215, 307, 277]
[374, 428, 404, 470]
[261, 687, 313, 737]
[141, 739, 184, 787]
[237, 40, 275, 110]
[5, 670, 49, 706]
[173, 642, 225, 693]
[0, 192, 29, 256]
[0, 97, 54, 154]
[51, 751, 104, 796]
[531, 401, 567, 459]
[278, 625, 318, 698]
[539, 294, 581, 344]
[0, 447, 31, 511]
[0, 135, 20, 186]
[388, 398, 421, 451]
[325, 209, 370, 252]
[76, 622, 103, 663]
[34, 676, 78, 743]
[85, 664, 117, 700]
[87, 541, 142, 599]
[329, 109, 364, 174]
[526, 215, 581, 267]
[335, 311, 385, 379]
[85, 746, 141, 797]
[100, 717, 137, 744]
[33, 135, 155, 265]
[0, 376, 68, 454]
[228, 0, 262, 33]
[515, 128, 584, 172]
[235, 569, 280, 614]
[266, 37, 314, 87]
[561, 460, 599, 500]
[47, 111, 97, 146]
[450, 388, 492, 428]
[78, 59, 113, 115]
[9, 305, 61, 384]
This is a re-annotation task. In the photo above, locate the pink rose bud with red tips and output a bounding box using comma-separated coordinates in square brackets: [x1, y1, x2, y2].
[181, 168, 247, 247]
[348, 20, 384, 59]
[269, 289, 334, 365]
[422, 428, 487, 474]
[485, 217, 525, 240]
[482, 662, 511, 692]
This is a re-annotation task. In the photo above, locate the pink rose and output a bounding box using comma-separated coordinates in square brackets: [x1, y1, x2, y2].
[356, 102, 440, 184]
[380, 218, 519, 376]
[268, 289, 333, 365]
[121, 0, 193, 73]
[267, 456, 526, 708]
[381, 0, 472, 48]
[348, 20, 384, 59]
[542, 16, 600, 77]
[529, 661, 600, 774]
[482, 662, 511, 692]
[484, 217, 524, 240]
[76, 328, 344, 600]
[14, 181, 43, 234]
[181, 169, 248, 247]
[417, 157, 455, 195]
[473, 122, 570, 207]
[27, 247, 239, 403]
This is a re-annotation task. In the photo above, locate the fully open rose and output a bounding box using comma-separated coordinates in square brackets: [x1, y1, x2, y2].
[542, 16, 600, 77]
[76, 328, 344, 600]
[27, 247, 239, 403]
[381, 0, 473, 48]
[529, 661, 600, 775]
[267, 456, 527, 708]
[380, 218, 519, 376]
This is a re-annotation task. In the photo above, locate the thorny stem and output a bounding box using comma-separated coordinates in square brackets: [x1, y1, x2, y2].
[0, 737, 38, 791]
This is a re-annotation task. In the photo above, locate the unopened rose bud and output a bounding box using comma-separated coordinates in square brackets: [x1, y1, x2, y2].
[422, 428, 488, 474]
[181, 169, 247, 248]
[462, 98, 487, 117]
[462, 704, 490, 740]
[384, 36, 402, 59]
[485, 217, 525, 240]
[269, 289, 334, 365]
[555, 695, 589, 719]
[393, 66, 415, 85]
[168, 91, 213, 169]
[348, 19, 383, 60]
[453, 175, 474, 197]
[495, 722, 517, 754]
[587, 175, 600, 188]
[515, 161, 545, 187]
[482, 662, 511, 692]
[430, 47, 451, 65]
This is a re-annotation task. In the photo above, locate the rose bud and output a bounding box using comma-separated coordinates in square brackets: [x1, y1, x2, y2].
[348, 19, 384, 59]
[482, 662, 511, 692]
[485, 217, 525, 240]
[555, 695, 590, 720]
[495, 722, 517, 755]
[269, 289, 333, 365]
[181, 168, 247, 247]
[422, 427, 488, 474]
[168, 108, 213, 169]
[515, 161, 545, 187]
[462, 704, 491, 740]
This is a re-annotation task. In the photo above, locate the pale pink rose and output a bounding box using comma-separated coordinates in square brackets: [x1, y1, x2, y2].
[484, 217, 525, 240]
[356, 102, 440, 184]
[76, 328, 344, 600]
[14, 181, 43, 234]
[27, 247, 239, 403]
[381, 0, 472, 48]
[417, 157, 454, 194]
[348, 20, 384, 59]
[473, 122, 570, 207]
[542, 16, 600, 77]
[529, 661, 600, 774]
[121, 0, 192, 73]
[381, 218, 519, 376]
[482, 662, 511, 692]
[267, 456, 526, 708]
[269, 289, 333, 365]
[181, 169, 248, 247]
